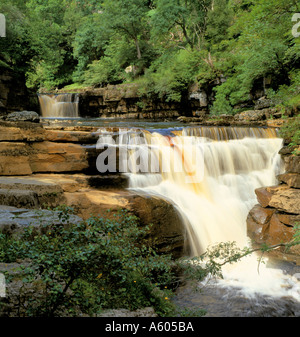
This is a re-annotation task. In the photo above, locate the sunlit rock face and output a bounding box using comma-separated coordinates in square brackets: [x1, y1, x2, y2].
[247, 145, 300, 257]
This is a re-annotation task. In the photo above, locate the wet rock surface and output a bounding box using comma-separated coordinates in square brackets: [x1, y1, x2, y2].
[0, 205, 82, 236]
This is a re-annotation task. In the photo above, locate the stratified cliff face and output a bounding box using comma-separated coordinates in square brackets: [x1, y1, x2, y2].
[54, 83, 207, 119]
[78, 84, 182, 119]
[40, 83, 294, 120]
[247, 145, 300, 261]
[0, 121, 186, 259]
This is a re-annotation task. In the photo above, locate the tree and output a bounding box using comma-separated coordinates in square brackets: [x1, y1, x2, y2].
[25, 0, 83, 89]
[0, 0, 32, 73]
[150, 0, 212, 51]
[210, 0, 300, 113]
[101, 0, 151, 64]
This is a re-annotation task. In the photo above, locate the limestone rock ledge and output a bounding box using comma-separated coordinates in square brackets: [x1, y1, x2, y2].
[0, 174, 186, 259]
[247, 146, 300, 261]
[0, 121, 186, 260]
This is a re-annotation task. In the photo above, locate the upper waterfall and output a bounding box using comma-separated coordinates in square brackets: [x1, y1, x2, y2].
[38, 93, 79, 118]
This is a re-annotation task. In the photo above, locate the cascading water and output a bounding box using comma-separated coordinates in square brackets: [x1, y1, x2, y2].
[38, 93, 79, 118]
[97, 126, 300, 306]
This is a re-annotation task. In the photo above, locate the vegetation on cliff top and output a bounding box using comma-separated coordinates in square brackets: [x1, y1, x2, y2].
[0, 0, 299, 114]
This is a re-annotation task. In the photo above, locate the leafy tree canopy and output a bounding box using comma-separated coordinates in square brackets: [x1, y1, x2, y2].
[0, 0, 299, 113]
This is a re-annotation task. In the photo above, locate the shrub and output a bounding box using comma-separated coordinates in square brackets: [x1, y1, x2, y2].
[0, 208, 176, 317]
[279, 115, 300, 152]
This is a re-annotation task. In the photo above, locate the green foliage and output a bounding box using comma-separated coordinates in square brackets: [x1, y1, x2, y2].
[138, 49, 201, 102]
[266, 70, 300, 112]
[24, 0, 81, 89]
[1, 205, 299, 317]
[150, 0, 212, 50]
[0, 0, 32, 73]
[210, 0, 300, 113]
[1, 0, 299, 109]
[71, 12, 108, 82]
[291, 223, 300, 248]
[279, 115, 300, 152]
[205, 0, 233, 46]
[181, 242, 252, 282]
[0, 208, 176, 317]
[82, 37, 135, 86]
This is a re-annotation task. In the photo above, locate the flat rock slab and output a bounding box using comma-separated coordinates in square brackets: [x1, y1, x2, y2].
[0, 176, 65, 208]
[45, 130, 99, 144]
[0, 205, 83, 236]
[0, 176, 64, 194]
[0, 121, 45, 142]
[0, 174, 128, 193]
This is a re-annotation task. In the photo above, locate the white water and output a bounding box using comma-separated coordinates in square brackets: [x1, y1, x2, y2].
[38, 93, 79, 118]
[97, 126, 300, 302]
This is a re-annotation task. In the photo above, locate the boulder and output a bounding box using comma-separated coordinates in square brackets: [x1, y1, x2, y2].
[267, 213, 295, 246]
[234, 110, 266, 122]
[0, 189, 39, 209]
[79, 84, 184, 119]
[5, 111, 40, 123]
[283, 155, 300, 174]
[249, 146, 300, 260]
[255, 187, 273, 208]
[63, 190, 186, 258]
[63, 189, 130, 220]
[247, 205, 275, 243]
[266, 119, 285, 128]
[255, 185, 290, 208]
[0, 155, 32, 176]
[269, 189, 300, 214]
[254, 98, 272, 110]
[276, 213, 300, 226]
[45, 130, 99, 144]
[127, 194, 186, 258]
[277, 173, 300, 188]
[247, 204, 300, 257]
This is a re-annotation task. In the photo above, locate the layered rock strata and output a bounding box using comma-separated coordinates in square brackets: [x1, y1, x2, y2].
[0, 121, 186, 258]
[247, 145, 300, 261]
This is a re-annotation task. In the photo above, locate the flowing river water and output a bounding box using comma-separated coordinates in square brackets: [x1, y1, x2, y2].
[41, 116, 300, 316]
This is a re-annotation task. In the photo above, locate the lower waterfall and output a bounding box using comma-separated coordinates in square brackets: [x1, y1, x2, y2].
[97, 126, 300, 302]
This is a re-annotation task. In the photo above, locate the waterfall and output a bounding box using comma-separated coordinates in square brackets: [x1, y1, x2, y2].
[38, 93, 79, 118]
[97, 126, 300, 301]
[97, 126, 283, 255]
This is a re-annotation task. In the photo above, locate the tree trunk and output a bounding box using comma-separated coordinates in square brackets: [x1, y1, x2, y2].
[134, 38, 142, 60]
